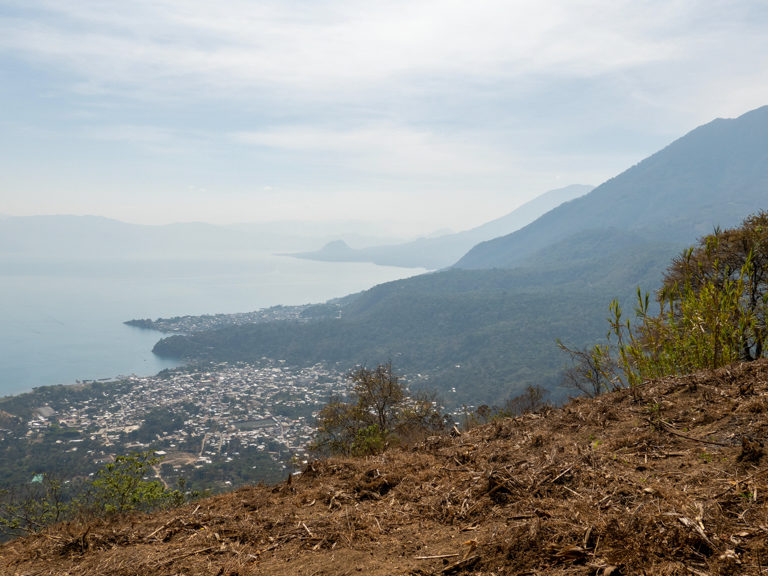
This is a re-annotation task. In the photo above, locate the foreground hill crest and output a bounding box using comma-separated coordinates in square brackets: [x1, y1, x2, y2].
[3, 360, 768, 575]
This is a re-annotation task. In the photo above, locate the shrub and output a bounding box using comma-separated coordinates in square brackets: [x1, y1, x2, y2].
[0, 451, 185, 539]
[312, 363, 446, 456]
[87, 451, 183, 514]
[0, 474, 69, 538]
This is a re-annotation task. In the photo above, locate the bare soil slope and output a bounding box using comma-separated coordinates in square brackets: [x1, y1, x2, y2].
[3, 361, 768, 575]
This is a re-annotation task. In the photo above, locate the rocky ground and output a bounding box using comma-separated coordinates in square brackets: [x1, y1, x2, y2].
[2, 360, 768, 575]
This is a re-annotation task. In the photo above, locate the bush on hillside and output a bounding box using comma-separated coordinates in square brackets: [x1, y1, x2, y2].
[311, 363, 447, 456]
[562, 212, 768, 391]
[85, 451, 183, 514]
[461, 384, 550, 429]
[0, 451, 184, 540]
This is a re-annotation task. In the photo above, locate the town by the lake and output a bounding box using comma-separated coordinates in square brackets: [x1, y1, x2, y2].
[0, 360, 350, 491]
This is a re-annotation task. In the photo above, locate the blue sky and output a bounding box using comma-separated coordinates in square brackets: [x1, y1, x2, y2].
[2, 0, 768, 233]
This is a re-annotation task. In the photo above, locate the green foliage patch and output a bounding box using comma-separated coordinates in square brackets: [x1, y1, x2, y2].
[562, 212, 768, 392]
[311, 363, 447, 456]
[0, 451, 185, 540]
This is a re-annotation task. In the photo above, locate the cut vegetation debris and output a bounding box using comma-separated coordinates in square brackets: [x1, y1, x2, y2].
[3, 360, 768, 575]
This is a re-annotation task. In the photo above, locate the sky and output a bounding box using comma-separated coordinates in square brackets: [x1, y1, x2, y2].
[2, 1, 768, 235]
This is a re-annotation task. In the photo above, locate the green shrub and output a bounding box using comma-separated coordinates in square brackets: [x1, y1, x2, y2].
[0, 451, 186, 539]
[351, 424, 386, 456]
[87, 451, 182, 514]
[0, 474, 69, 538]
[562, 212, 768, 392]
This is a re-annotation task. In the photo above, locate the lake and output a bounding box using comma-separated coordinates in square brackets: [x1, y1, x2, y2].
[0, 255, 424, 397]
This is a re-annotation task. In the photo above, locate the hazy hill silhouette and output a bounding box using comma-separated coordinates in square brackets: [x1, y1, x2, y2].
[0, 215, 410, 259]
[456, 105, 768, 269]
[292, 184, 592, 269]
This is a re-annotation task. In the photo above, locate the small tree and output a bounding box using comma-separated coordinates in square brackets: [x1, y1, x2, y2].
[557, 341, 619, 397]
[350, 363, 403, 433]
[312, 363, 445, 456]
[503, 384, 549, 416]
[311, 396, 363, 456]
[462, 385, 549, 429]
[661, 212, 768, 361]
[395, 390, 450, 444]
[88, 451, 181, 514]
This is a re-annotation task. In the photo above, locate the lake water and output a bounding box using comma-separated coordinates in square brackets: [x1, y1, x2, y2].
[0, 255, 424, 397]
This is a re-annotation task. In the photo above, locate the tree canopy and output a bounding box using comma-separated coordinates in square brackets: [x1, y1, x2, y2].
[311, 363, 446, 456]
[661, 210, 768, 361]
[562, 211, 768, 392]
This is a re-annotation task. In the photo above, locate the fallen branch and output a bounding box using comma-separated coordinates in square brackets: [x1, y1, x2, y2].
[145, 518, 179, 541]
[442, 555, 480, 574]
[551, 467, 573, 484]
[656, 420, 730, 447]
[678, 517, 715, 550]
[156, 546, 218, 567]
[713, 467, 768, 499]
[415, 553, 460, 560]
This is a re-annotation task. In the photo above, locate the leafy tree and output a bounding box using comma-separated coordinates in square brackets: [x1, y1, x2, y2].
[309, 396, 361, 456]
[312, 363, 445, 456]
[561, 212, 768, 392]
[661, 211, 768, 361]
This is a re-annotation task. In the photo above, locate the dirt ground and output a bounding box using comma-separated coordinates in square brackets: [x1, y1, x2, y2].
[2, 360, 768, 575]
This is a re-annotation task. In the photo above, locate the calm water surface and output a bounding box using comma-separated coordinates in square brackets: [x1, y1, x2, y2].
[0, 255, 423, 397]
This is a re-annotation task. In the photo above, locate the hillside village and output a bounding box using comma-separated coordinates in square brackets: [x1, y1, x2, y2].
[124, 302, 342, 334]
[2, 361, 351, 489]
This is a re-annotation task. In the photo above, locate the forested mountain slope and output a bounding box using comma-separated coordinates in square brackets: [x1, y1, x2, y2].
[154, 234, 675, 407]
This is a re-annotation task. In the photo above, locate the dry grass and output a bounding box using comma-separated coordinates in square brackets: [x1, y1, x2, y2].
[3, 360, 768, 575]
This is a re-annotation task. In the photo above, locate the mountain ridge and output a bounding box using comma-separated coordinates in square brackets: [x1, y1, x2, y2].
[455, 105, 768, 269]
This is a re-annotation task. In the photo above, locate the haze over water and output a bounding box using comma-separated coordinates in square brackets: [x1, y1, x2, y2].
[0, 255, 423, 397]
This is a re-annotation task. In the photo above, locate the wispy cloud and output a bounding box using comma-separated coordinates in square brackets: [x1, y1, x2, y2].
[0, 1, 729, 100]
[2, 0, 768, 228]
[232, 123, 508, 178]
[4, 0, 767, 120]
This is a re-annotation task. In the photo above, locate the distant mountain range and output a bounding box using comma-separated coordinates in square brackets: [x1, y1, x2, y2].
[0, 216, 413, 259]
[290, 184, 593, 269]
[153, 105, 768, 408]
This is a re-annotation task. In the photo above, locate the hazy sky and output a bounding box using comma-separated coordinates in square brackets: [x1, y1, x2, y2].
[2, 1, 768, 233]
